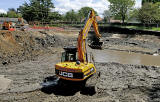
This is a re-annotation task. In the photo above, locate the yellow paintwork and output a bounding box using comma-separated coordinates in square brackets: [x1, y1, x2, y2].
[55, 62, 96, 81]
[78, 10, 101, 63]
[56, 62, 94, 72]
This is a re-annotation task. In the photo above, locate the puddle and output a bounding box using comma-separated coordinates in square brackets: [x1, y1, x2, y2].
[111, 34, 127, 38]
[92, 49, 160, 67]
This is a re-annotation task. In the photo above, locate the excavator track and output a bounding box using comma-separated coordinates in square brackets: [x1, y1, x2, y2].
[81, 71, 101, 95]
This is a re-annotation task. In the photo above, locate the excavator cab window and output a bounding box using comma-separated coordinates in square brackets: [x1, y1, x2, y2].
[61, 52, 66, 62]
[61, 46, 77, 62]
[61, 52, 77, 62]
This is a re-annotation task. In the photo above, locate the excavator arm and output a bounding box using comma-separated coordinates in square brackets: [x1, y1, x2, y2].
[77, 10, 102, 63]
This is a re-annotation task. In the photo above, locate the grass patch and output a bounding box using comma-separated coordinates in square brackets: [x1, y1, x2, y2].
[119, 25, 160, 31]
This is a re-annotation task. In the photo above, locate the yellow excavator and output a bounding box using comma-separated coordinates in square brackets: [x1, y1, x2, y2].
[41, 10, 103, 94]
[55, 10, 103, 83]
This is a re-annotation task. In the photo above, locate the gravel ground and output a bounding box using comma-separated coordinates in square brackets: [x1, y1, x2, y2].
[0, 57, 160, 102]
[0, 30, 160, 102]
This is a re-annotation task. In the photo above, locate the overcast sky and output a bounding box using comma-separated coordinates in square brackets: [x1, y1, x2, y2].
[0, 0, 142, 17]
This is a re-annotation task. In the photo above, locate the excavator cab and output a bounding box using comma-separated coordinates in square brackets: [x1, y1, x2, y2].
[61, 46, 77, 62]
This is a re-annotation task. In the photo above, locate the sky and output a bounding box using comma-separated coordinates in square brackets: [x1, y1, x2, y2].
[0, 0, 142, 17]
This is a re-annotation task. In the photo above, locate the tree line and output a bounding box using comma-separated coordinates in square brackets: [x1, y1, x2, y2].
[0, 8, 22, 18]
[0, 0, 98, 23]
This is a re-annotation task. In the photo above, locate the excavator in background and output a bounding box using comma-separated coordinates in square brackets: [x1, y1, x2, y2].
[2, 18, 28, 31]
[54, 10, 103, 90]
[2, 21, 15, 31]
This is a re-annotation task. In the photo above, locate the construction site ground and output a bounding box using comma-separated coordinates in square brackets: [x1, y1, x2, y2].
[0, 27, 160, 102]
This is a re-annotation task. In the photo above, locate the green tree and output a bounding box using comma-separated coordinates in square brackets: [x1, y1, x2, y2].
[78, 7, 98, 22]
[0, 8, 21, 18]
[0, 13, 7, 17]
[154, 2, 160, 24]
[8, 8, 17, 13]
[128, 8, 139, 22]
[7, 11, 18, 18]
[18, 0, 54, 22]
[64, 9, 78, 22]
[138, 2, 160, 24]
[103, 10, 112, 23]
[108, 0, 135, 23]
[142, 0, 160, 5]
[7, 8, 21, 18]
[49, 12, 62, 21]
[18, 2, 35, 21]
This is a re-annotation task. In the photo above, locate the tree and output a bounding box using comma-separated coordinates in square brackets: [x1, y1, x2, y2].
[108, 0, 135, 23]
[128, 8, 139, 22]
[103, 10, 112, 23]
[7, 11, 18, 18]
[138, 2, 160, 24]
[8, 8, 17, 13]
[142, 0, 160, 5]
[49, 12, 62, 21]
[39, 0, 54, 21]
[18, 2, 35, 21]
[0, 13, 7, 17]
[6, 8, 21, 18]
[18, 0, 54, 22]
[154, 2, 160, 24]
[78, 7, 98, 22]
[64, 10, 78, 22]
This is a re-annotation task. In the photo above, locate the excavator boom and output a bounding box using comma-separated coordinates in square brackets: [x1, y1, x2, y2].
[78, 10, 102, 63]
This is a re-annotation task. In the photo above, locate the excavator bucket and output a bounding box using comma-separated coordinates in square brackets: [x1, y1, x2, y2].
[88, 40, 103, 49]
[88, 35, 103, 49]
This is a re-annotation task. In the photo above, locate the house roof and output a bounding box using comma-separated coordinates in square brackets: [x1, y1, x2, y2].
[96, 16, 103, 21]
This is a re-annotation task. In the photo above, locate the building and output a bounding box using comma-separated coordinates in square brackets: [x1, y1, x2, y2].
[96, 16, 103, 22]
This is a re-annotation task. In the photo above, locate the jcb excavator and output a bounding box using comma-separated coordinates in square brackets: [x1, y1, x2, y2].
[55, 10, 102, 84]
[42, 10, 102, 92]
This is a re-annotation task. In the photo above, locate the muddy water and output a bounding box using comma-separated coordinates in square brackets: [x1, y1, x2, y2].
[93, 49, 160, 67]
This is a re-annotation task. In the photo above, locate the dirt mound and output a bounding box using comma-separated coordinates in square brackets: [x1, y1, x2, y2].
[0, 31, 21, 53]
[0, 30, 68, 65]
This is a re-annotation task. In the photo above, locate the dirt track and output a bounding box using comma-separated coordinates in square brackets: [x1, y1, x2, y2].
[0, 29, 160, 102]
